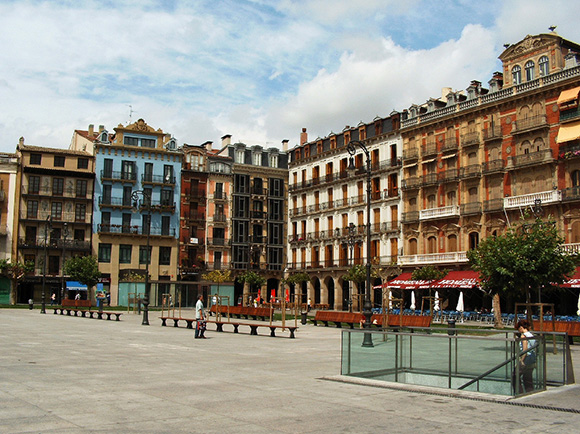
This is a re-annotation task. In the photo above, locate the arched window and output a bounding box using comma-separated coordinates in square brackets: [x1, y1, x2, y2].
[469, 232, 479, 250]
[427, 194, 436, 208]
[525, 60, 535, 81]
[448, 234, 457, 252]
[512, 65, 522, 85]
[539, 56, 549, 76]
[427, 236, 437, 254]
[408, 238, 417, 255]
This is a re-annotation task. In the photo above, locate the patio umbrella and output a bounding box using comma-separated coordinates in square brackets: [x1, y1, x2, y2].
[577, 293, 580, 316]
[388, 290, 393, 311]
[434, 291, 440, 312]
[410, 291, 416, 310]
[456, 291, 464, 312]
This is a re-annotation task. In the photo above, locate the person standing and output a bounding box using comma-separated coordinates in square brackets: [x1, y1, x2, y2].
[515, 319, 536, 393]
[195, 295, 206, 339]
[50, 293, 56, 306]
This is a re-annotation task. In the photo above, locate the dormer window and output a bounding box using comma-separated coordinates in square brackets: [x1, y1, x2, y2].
[100, 130, 109, 143]
[525, 60, 535, 81]
[539, 56, 549, 76]
[512, 65, 522, 85]
[252, 152, 262, 166]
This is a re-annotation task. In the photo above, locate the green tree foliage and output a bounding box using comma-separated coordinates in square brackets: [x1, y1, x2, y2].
[411, 265, 447, 281]
[0, 259, 34, 304]
[343, 264, 367, 286]
[238, 270, 266, 292]
[467, 217, 578, 323]
[64, 256, 101, 289]
[282, 272, 310, 286]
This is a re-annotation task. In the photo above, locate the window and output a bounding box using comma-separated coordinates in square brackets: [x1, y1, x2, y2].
[102, 185, 112, 205]
[122, 213, 132, 233]
[103, 159, 113, 177]
[30, 153, 42, 165]
[98, 243, 112, 262]
[121, 161, 135, 180]
[28, 176, 40, 194]
[73, 229, 85, 241]
[76, 180, 87, 198]
[235, 150, 244, 163]
[163, 165, 174, 183]
[162, 216, 170, 236]
[101, 212, 111, 231]
[51, 202, 62, 220]
[27, 200, 38, 218]
[141, 138, 155, 148]
[142, 214, 150, 235]
[159, 247, 171, 265]
[75, 203, 86, 222]
[54, 156, 65, 167]
[269, 178, 284, 197]
[269, 154, 278, 168]
[139, 246, 151, 264]
[512, 65, 522, 85]
[161, 189, 173, 206]
[525, 60, 535, 81]
[124, 136, 138, 146]
[123, 186, 132, 207]
[52, 178, 64, 196]
[119, 245, 132, 264]
[144, 163, 153, 182]
[539, 56, 549, 76]
[253, 152, 262, 166]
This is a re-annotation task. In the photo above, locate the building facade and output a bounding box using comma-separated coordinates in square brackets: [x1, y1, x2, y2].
[0, 152, 20, 303]
[288, 113, 402, 311]
[71, 119, 181, 306]
[15, 140, 95, 304]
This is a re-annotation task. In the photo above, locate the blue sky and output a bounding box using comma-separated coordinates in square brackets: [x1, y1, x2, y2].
[1, 0, 579, 152]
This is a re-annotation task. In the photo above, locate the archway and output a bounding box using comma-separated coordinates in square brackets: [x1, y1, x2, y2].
[324, 276, 335, 309]
[266, 278, 279, 303]
[340, 278, 349, 311]
[312, 276, 321, 305]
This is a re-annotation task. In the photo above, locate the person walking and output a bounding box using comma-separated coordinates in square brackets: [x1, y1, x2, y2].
[195, 295, 206, 339]
[50, 293, 56, 306]
[514, 319, 536, 393]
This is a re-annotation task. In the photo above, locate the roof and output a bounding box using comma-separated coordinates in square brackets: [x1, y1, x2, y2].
[18, 144, 92, 157]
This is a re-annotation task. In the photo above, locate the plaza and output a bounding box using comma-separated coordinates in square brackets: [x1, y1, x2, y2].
[1, 309, 580, 433]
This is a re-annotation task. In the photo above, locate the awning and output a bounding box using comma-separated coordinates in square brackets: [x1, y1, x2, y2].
[556, 120, 580, 143]
[66, 281, 88, 291]
[431, 270, 480, 289]
[403, 162, 417, 169]
[557, 86, 580, 107]
[441, 154, 456, 160]
[382, 272, 439, 290]
[422, 158, 436, 164]
[560, 267, 580, 289]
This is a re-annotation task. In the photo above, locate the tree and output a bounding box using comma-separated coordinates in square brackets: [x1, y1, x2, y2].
[411, 265, 447, 281]
[0, 259, 34, 304]
[202, 269, 232, 299]
[467, 217, 578, 327]
[64, 256, 101, 291]
[281, 272, 311, 303]
[238, 270, 266, 293]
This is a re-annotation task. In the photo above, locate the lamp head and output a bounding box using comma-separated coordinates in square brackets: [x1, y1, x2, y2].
[348, 156, 356, 171]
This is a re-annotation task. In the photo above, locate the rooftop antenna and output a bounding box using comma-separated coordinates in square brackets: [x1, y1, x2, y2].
[127, 105, 136, 123]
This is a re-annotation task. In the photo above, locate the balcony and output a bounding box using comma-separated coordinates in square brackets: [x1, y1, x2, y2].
[422, 173, 438, 186]
[18, 237, 91, 251]
[381, 222, 400, 233]
[504, 190, 561, 210]
[22, 185, 93, 200]
[403, 148, 419, 160]
[97, 224, 176, 237]
[399, 251, 468, 266]
[20, 211, 92, 223]
[250, 235, 267, 244]
[251, 187, 267, 196]
[422, 143, 437, 157]
[139, 200, 176, 213]
[212, 214, 227, 223]
[99, 197, 132, 208]
[184, 189, 207, 201]
[142, 173, 176, 185]
[419, 205, 460, 221]
[482, 159, 505, 175]
[441, 137, 458, 152]
[512, 114, 548, 134]
[507, 149, 554, 169]
[100, 170, 137, 183]
[483, 126, 502, 142]
[438, 169, 459, 183]
[483, 199, 504, 213]
[188, 212, 206, 221]
[460, 202, 482, 216]
[211, 192, 228, 201]
[562, 243, 580, 255]
[460, 165, 482, 179]
[561, 187, 580, 202]
[402, 177, 421, 191]
[401, 211, 420, 223]
[250, 211, 266, 220]
[207, 238, 229, 246]
[461, 131, 480, 147]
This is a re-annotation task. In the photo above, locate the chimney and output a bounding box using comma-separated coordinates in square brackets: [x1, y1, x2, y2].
[441, 87, 452, 101]
[282, 139, 289, 151]
[88, 124, 94, 136]
[19, 137, 24, 146]
[203, 141, 213, 150]
[300, 128, 308, 145]
[221, 134, 232, 147]
[98, 125, 105, 133]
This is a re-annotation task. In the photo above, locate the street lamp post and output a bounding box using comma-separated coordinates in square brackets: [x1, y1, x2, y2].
[132, 190, 152, 326]
[347, 140, 374, 347]
[60, 222, 69, 304]
[347, 222, 356, 313]
[41, 215, 52, 314]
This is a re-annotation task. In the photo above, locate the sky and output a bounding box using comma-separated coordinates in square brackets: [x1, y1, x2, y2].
[1, 0, 580, 153]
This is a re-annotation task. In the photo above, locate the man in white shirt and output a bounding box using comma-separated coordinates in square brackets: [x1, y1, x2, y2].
[195, 295, 206, 339]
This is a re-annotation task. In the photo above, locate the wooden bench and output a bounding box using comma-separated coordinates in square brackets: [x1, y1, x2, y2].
[159, 316, 196, 329]
[209, 305, 271, 321]
[312, 311, 364, 328]
[532, 319, 580, 344]
[206, 320, 297, 338]
[371, 314, 433, 328]
[52, 307, 122, 321]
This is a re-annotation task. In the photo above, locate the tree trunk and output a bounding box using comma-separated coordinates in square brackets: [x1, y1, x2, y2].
[492, 293, 503, 329]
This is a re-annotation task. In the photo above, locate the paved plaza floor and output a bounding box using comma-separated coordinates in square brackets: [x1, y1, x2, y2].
[1, 308, 580, 433]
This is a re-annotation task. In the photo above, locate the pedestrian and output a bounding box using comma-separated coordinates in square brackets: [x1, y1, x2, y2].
[307, 297, 312, 312]
[50, 293, 56, 306]
[74, 292, 80, 307]
[195, 295, 206, 339]
[514, 319, 536, 393]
